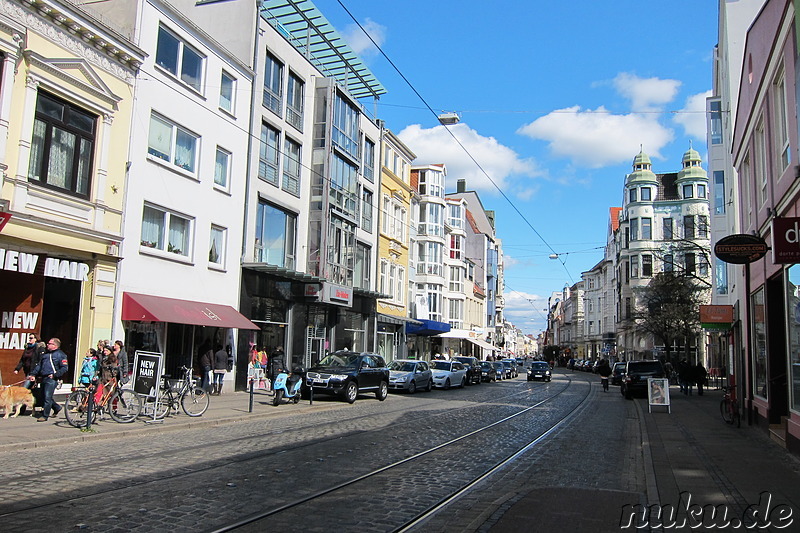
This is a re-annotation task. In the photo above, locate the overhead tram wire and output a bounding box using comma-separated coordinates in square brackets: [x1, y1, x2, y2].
[335, 0, 575, 284]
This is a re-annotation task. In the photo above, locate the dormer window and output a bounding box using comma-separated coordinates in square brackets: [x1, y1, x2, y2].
[683, 184, 694, 198]
[641, 187, 651, 201]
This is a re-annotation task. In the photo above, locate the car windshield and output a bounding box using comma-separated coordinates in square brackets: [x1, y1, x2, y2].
[502, 361, 511, 367]
[317, 353, 360, 368]
[630, 362, 663, 373]
[388, 361, 416, 372]
[531, 362, 549, 369]
[431, 361, 452, 371]
[454, 357, 472, 364]
[492, 362, 504, 369]
[481, 362, 493, 369]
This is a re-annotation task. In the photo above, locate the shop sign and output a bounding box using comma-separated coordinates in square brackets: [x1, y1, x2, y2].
[321, 282, 352, 307]
[772, 217, 800, 264]
[700, 305, 734, 331]
[713, 234, 768, 264]
[0, 248, 90, 281]
[304, 283, 321, 299]
[0, 211, 11, 232]
[0, 273, 44, 380]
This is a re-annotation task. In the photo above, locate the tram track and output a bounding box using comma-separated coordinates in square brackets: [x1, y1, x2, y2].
[0, 373, 589, 532]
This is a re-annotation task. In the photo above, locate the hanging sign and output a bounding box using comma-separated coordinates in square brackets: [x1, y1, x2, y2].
[714, 234, 768, 264]
[772, 217, 800, 264]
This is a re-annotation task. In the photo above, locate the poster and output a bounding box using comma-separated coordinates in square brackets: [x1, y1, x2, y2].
[132, 351, 162, 397]
[648, 377, 670, 413]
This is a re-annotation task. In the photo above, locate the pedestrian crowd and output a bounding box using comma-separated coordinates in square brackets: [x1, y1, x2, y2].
[677, 359, 708, 396]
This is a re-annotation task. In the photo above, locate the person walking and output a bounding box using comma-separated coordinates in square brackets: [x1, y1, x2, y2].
[212, 344, 227, 395]
[14, 334, 43, 388]
[112, 340, 129, 383]
[198, 341, 213, 392]
[693, 362, 708, 396]
[597, 359, 612, 392]
[678, 359, 692, 395]
[28, 338, 69, 422]
[268, 347, 285, 388]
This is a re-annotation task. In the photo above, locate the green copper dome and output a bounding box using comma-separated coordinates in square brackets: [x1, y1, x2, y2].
[626, 149, 658, 185]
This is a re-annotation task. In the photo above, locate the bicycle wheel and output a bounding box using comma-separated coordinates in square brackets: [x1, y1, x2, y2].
[152, 389, 174, 419]
[720, 398, 733, 424]
[180, 386, 209, 417]
[65, 389, 94, 428]
[108, 389, 142, 423]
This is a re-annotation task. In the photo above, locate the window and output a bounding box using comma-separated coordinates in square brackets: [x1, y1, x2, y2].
[752, 287, 767, 399]
[449, 266, 463, 292]
[698, 215, 708, 239]
[140, 204, 192, 257]
[713, 170, 726, 215]
[448, 299, 463, 329]
[214, 147, 230, 189]
[630, 218, 639, 241]
[419, 169, 444, 198]
[641, 217, 651, 240]
[155, 25, 204, 92]
[332, 92, 359, 159]
[642, 254, 652, 277]
[219, 71, 235, 113]
[640, 187, 651, 201]
[709, 99, 723, 145]
[286, 73, 304, 130]
[450, 234, 463, 260]
[382, 195, 406, 242]
[755, 118, 767, 205]
[209, 225, 225, 266]
[697, 184, 706, 198]
[663, 218, 673, 240]
[258, 123, 279, 185]
[327, 216, 355, 285]
[282, 137, 301, 196]
[28, 92, 96, 197]
[417, 241, 443, 277]
[698, 253, 709, 277]
[625, 297, 631, 319]
[263, 53, 283, 116]
[361, 189, 373, 233]
[354, 243, 370, 290]
[330, 154, 358, 216]
[255, 201, 296, 269]
[631, 255, 639, 278]
[148, 113, 198, 173]
[685, 252, 696, 275]
[363, 138, 375, 182]
[448, 204, 464, 229]
[683, 184, 693, 198]
[774, 72, 791, 171]
[663, 254, 674, 272]
[715, 259, 728, 295]
[629, 188, 637, 203]
[684, 215, 695, 239]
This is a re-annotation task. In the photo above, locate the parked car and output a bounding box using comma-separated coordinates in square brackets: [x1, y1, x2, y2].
[453, 356, 482, 385]
[430, 360, 468, 389]
[491, 361, 505, 380]
[515, 358, 525, 367]
[480, 361, 498, 382]
[582, 360, 595, 372]
[500, 360, 515, 379]
[304, 351, 390, 404]
[620, 360, 666, 399]
[502, 359, 519, 378]
[527, 361, 552, 382]
[387, 359, 433, 393]
[611, 361, 626, 386]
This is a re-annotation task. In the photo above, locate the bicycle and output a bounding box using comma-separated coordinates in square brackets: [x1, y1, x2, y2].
[148, 365, 209, 419]
[64, 376, 142, 427]
[720, 385, 740, 427]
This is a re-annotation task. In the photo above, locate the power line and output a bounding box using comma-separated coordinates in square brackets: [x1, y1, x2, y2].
[335, 0, 575, 284]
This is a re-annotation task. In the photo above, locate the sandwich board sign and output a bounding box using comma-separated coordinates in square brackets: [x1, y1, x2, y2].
[648, 377, 671, 413]
[132, 351, 162, 398]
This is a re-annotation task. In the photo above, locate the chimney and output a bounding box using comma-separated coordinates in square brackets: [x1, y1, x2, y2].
[457, 179, 466, 193]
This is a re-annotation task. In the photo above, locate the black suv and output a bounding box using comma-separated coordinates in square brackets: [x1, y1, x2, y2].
[453, 356, 482, 385]
[620, 360, 665, 399]
[304, 351, 390, 404]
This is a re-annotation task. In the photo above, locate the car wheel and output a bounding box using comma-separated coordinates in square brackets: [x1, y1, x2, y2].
[444, 378, 451, 390]
[460, 377, 466, 388]
[376, 381, 388, 401]
[408, 381, 417, 394]
[425, 378, 433, 392]
[342, 381, 358, 404]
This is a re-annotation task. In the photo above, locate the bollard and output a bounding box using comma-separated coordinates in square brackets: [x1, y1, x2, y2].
[248, 377, 254, 413]
[309, 382, 313, 405]
[86, 382, 95, 430]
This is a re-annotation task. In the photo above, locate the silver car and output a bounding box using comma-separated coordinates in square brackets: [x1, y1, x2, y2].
[388, 359, 433, 393]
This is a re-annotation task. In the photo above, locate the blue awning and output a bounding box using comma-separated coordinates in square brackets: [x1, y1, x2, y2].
[406, 319, 451, 336]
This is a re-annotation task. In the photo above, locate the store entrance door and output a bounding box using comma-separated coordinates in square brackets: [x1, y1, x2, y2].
[305, 326, 326, 369]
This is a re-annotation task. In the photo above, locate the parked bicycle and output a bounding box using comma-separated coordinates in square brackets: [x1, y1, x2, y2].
[720, 385, 740, 427]
[64, 376, 141, 427]
[147, 365, 209, 419]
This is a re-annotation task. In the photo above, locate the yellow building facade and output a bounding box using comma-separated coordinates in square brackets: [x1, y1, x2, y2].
[0, 0, 143, 385]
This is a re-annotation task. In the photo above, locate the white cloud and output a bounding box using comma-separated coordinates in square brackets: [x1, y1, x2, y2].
[501, 291, 549, 332]
[397, 123, 539, 193]
[517, 106, 674, 168]
[673, 90, 713, 140]
[612, 72, 681, 110]
[340, 18, 386, 57]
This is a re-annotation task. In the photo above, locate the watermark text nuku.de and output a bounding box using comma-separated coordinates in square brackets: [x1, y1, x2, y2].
[620, 492, 794, 529]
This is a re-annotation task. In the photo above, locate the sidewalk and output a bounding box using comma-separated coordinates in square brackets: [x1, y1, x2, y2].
[491, 384, 800, 532]
[0, 387, 327, 452]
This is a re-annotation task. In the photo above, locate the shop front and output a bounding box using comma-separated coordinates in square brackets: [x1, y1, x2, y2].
[121, 292, 259, 393]
[376, 313, 421, 363]
[406, 319, 450, 360]
[0, 243, 105, 386]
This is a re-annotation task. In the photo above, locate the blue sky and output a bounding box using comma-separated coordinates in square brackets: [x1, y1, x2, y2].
[314, 0, 719, 334]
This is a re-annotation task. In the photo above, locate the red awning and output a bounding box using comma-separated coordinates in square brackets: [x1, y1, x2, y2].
[122, 292, 259, 330]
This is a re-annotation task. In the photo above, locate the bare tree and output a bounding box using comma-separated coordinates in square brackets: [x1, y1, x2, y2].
[632, 272, 707, 365]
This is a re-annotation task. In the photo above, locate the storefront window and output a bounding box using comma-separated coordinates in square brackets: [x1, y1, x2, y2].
[752, 287, 767, 399]
[377, 325, 398, 362]
[787, 265, 800, 412]
[335, 310, 365, 352]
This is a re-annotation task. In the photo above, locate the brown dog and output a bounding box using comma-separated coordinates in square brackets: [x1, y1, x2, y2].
[0, 386, 35, 418]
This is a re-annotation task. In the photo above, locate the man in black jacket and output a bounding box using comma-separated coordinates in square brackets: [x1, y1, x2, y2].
[29, 338, 69, 422]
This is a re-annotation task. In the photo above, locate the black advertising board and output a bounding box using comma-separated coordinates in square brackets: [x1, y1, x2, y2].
[132, 351, 163, 397]
[714, 234, 768, 264]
